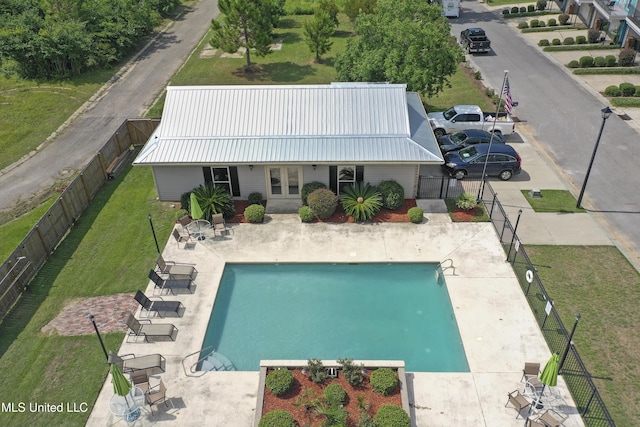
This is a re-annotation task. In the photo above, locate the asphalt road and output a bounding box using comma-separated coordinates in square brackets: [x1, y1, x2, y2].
[450, 1, 640, 266]
[0, 0, 219, 210]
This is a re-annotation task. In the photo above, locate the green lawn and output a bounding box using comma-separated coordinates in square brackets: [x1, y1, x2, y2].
[520, 189, 586, 213]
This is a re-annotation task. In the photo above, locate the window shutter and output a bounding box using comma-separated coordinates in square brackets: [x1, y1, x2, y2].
[203, 167, 213, 185]
[356, 166, 364, 182]
[229, 166, 240, 197]
[329, 166, 337, 193]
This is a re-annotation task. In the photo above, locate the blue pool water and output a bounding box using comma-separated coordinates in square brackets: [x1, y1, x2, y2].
[201, 263, 469, 372]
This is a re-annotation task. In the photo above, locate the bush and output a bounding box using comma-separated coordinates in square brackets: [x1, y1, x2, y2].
[604, 85, 621, 97]
[536, 0, 547, 10]
[587, 28, 600, 44]
[378, 180, 405, 210]
[180, 191, 191, 211]
[338, 358, 365, 386]
[315, 405, 348, 426]
[370, 368, 398, 396]
[248, 191, 263, 205]
[511, 6, 519, 13]
[474, 71, 482, 80]
[593, 56, 605, 67]
[407, 207, 424, 224]
[620, 82, 636, 96]
[527, 4, 535, 12]
[324, 384, 347, 407]
[375, 404, 411, 427]
[301, 181, 327, 205]
[341, 182, 383, 222]
[563, 37, 575, 45]
[568, 60, 580, 68]
[558, 13, 570, 25]
[538, 39, 549, 46]
[259, 410, 296, 427]
[307, 358, 327, 383]
[192, 184, 235, 220]
[551, 38, 561, 46]
[547, 18, 556, 26]
[265, 369, 294, 396]
[518, 22, 529, 29]
[530, 19, 539, 28]
[455, 193, 477, 211]
[635, 86, 640, 97]
[519, 6, 526, 13]
[605, 55, 617, 67]
[576, 35, 586, 44]
[579, 56, 594, 68]
[307, 188, 338, 220]
[299, 205, 314, 222]
[538, 20, 546, 27]
[244, 204, 265, 223]
[619, 48, 636, 67]
[502, 9, 510, 15]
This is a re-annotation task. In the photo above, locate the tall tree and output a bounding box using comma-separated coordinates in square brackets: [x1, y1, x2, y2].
[343, 0, 376, 23]
[335, 0, 464, 98]
[303, 11, 334, 62]
[210, 0, 277, 72]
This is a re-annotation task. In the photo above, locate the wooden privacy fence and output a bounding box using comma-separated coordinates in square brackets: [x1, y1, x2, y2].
[0, 118, 159, 320]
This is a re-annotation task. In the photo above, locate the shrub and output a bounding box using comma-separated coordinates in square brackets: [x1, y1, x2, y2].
[593, 56, 605, 67]
[248, 191, 263, 205]
[547, 18, 557, 26]
[301, 181, 327, 205]
[265, 369, 294, 396]
[375, 404, 411, 427]
[568, 60, 580, 68]
[587, 28, 600, 44]
[315, 405, 348, 425]
[370, 368, 398, 396]
[635, 86, 640, 97]
[511, 6, 519, 13]
[192, 184, 234, 220]
[527, 4, 535, 12]
[307, 358, 327, 383]
[308, 188, 338, 220]
[538, 20, 546, 27]
[244, 204, 265, 223]
[324, 384, 347, 407]
[474, 71, 482, 80]
[358, 413, 377, 427]
[407, 207, 424, 224]
[558, 13, 570, 25]
[536, 0, 547, 10]
[620, 82, 636, 96]
[338, 358, 365, 386]
[576, 35, 586, 44]
[502, 9, 510, 15]
[530, 19, 539, 28]
[341, 182, 383, 222]
[563, 37, 575, 45]
[299, 205, 314, 222]
[605, 55, 617, 67]
[619, 48, 636, 67]
[455, 193, 477, 211]
[259, 410, 295, 427]
[579, 56, 594, 68]
[518, 22, 529, 29]
[538, 39, 549, 46]
[378, 180, 405, 210]
[551, 38, 561, 46]
[180, 191, 191, 211]
[604, 85, 621, 97]
[519, 6, 526, 13]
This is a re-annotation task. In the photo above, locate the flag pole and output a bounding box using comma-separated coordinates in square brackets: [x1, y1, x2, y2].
[477, 70, 509, 202]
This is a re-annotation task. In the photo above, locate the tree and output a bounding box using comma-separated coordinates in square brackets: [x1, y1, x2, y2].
[210, 0, 278, 72]
[304, 11, 334, 62]
[335, 0, 464, 98]
[317, 0, 339, 27]
[343, 0, 376, 23]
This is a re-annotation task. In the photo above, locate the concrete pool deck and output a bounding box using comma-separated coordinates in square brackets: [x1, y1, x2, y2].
[87, 209, 585, 427]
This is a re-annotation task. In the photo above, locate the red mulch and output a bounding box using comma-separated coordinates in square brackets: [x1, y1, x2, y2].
[261, 369, 402, 427]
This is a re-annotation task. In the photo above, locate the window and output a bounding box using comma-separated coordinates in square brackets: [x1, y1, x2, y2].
[212, 167, 231, 193]
[338, 166, 355, 194]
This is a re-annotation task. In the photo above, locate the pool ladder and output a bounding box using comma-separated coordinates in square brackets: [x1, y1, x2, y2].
[182, 346, 216, 377]
[439, 258, 456, 276]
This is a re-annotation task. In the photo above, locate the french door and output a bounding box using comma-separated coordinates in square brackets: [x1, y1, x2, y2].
[266, 166, 301, 199]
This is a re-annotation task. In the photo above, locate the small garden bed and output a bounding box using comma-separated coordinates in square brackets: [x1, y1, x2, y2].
[445, 198, 490, 222]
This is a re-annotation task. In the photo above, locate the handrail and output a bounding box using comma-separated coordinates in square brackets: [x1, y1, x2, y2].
[182, 345, 216, 377]
[439, 258, 456, 276]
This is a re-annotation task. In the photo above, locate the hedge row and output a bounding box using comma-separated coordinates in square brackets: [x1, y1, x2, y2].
[611, 97, 640, 107]
[604, 83, 640, 97]
[573, 67, 640, 75]
[543, 44, 621, 51]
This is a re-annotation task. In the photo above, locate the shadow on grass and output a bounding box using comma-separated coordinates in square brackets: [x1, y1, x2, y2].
[277, 31, 302, 44]
[0, 170, 126, 360]
[278, 18, 301, 29]
[251, 62, 316, 82]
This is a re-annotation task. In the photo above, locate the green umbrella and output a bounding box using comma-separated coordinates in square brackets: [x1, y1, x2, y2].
[190, 192, 203, 220]
[110, 363, 131, 397]
[531, 353, 560, 412]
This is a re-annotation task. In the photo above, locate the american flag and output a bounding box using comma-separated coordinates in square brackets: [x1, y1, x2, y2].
[503, 77, 513, 114]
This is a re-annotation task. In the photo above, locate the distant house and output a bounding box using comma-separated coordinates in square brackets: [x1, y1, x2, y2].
[133, 83, 443, 202]
[569, 0, 640, 48]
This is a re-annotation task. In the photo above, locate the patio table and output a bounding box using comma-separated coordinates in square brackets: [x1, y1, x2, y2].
[186, 219, 210, 241]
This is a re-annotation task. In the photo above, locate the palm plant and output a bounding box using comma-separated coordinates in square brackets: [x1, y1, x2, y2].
[341, 182, 382, 222]
[192, 184, 232, 221]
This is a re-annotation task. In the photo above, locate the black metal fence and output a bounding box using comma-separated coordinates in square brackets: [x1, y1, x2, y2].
[417, 175, 483, 199]
[480, 183, 616, 427]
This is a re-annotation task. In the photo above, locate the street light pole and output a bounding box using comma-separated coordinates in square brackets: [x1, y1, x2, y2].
[576, 106, 613, 208]
[88, 314, 109, 361]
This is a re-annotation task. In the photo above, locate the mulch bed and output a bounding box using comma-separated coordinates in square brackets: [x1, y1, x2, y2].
[450, 206, 485, 221]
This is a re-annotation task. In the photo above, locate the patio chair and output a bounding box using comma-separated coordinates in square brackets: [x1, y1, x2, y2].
[108, 351, 166, 375]
[130, 370, 149, 394]
[146, 379, 169, 415]
[522, 362, 541, 381]
[125, 313, 178, 342]
[134, 290, 184, 318]
[172, 228, 191, 249]
[148, 269, 194, 295]
[178, 214, 193, 232]
[532, 409, 568, 427]
[505, 389, 532, 419]
[212, 213, 227, 236]
[156, 255, 197, 280]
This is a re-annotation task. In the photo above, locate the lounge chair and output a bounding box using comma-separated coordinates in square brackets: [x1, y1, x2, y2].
[148, 269, 194, 295]
[146, 379, 169, 415]
[107, 351, 166, 375]
[531, 409, 568, 427]
[172, 228, 191, 249]
[125, 313, 178, 342]
[505, 389, 532, 419]
[156, 255, 197, 280]
[134, 290, 184, 318]
[212, 213, 227, 236]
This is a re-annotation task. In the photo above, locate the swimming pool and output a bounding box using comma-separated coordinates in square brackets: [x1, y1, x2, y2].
[201, 263, 469, 372]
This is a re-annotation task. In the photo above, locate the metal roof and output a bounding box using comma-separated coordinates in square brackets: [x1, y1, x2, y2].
[134, 83, 443, 165]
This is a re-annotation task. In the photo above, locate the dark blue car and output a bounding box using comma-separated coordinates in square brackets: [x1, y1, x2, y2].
[442, 143, 522, 181]
[438, 129, 505, 154]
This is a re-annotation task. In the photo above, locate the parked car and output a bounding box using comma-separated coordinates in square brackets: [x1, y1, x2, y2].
[442, 143, 522, 181]
[460, 28, 491, 53]
[438, 129, 505, 153]
[428, 105, 516, 137]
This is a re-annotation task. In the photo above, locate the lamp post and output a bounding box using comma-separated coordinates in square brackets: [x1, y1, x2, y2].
[559, 313, 581, 372]
[148, 214, 160, 254]
[576, 107, 613, 208]
[89, 314, 109, 361]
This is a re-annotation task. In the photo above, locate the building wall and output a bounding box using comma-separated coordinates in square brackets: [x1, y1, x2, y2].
[152, 166, 203, 201]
